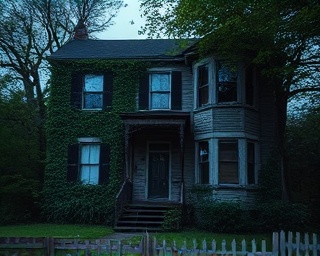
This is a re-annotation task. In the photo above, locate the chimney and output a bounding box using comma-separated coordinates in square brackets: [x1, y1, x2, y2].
[73, 19, 88, 40]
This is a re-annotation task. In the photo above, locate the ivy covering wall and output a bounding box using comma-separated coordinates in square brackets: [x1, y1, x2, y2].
[43, 60, 149, 224]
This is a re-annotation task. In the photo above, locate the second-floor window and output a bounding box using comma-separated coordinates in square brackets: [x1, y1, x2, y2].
[71, 73, 113, 110]
[139, 71, 182, 111]
[150, 73, 171, 109]
[198, 64, 209, 107]
[84, 75, 104, 109]
[217, 61, 238, 103]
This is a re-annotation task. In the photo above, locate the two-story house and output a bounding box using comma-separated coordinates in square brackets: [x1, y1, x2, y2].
[46, 34, 276, 230]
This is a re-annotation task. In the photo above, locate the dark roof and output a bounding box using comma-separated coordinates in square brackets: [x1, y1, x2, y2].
[49, 39, 197, 61]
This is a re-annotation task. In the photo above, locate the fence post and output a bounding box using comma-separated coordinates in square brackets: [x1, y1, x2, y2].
[251, 239, 256, 254]
[211, 239, 216, 253]
[296, 232, 300, 256]
[304, 233, 309, 256]
[231, 239, 236, 256]
[312, 233, 317, 256]
[280, 230, 286, 256]
[272, 232, 279, 256]
[287, 231, 293, 256]
[221, 239, 226, 255]
[45, 237, 54, 256]
[262, 240, 266, 256]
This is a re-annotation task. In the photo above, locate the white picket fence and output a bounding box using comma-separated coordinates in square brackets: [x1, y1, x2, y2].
[149, 231, 320, 256]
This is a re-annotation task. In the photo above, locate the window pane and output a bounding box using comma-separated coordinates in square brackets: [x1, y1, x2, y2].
[80, 165, 99, 184]
[199, 86, 208, 106]
[219, 140, 239, 184]
[199, 141, 209, 184]
[151, 93, 169, 109]
[200, 162, 209, 184]
[198, 65, 209, 106]
[198, 65, 208, 87]
[84, 75, 103, 92]
[217, 61, 237, 103]
[151, 74, 170, 91]
[81, 144, 100, 164]
[84, 93, 103, 109]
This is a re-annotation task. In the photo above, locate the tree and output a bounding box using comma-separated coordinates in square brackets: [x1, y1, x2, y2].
[140, 0, 320, 200]
[0, 0, 124, 179]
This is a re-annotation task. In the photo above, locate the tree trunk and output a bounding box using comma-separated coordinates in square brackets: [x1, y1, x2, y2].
[274, 86, 290, 201]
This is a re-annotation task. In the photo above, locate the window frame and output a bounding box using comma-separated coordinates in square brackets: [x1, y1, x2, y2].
[82, 74, 104, 110]
[79, 142, 101, 185]
[218, 139, 239, 185]
[216, 60, 239, 104]
[149, 72, 171, 110]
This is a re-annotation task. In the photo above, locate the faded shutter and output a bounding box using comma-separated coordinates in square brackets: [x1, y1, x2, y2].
[103, 73, 113, 109]
[71, 74, 83, 109]
[171, 71, 182, 110]
[99, 144, 110, 184]
[67, 144, 79, 182]
[139, 73, 149, 110]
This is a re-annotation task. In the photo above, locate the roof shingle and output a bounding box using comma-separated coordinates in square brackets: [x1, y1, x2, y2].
[49, 39, 196, 60]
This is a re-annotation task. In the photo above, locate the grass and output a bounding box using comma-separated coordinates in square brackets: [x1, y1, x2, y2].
[0, 224, 113, 239]
[0, 224, 273, 251]
[151, 229, 273, 251]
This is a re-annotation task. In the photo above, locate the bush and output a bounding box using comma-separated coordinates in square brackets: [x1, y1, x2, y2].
[194, 198, 245, 233]
[0, 175, 41, 224]
[162, 207, 182, 231]
[254, 200, 311, 232]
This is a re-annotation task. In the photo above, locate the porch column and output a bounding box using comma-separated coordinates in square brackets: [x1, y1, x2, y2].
[124, 123, 130, 178]
[179, 123, 185, 203]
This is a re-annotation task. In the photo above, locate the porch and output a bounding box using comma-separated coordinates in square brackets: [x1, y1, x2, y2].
[115, 111, 189, 231]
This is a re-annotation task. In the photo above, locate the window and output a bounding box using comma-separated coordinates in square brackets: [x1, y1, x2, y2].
[80, 144, 100, 184]
[198, 64, 209, 107]
[219, 140, 239, 184]
[199, 141, 209, 184]
[83, 75, 104, 109]
[150, 73, 171, 109]
[217, 61, 238, 103]
[247, 142, 255, 184]
[67, 139, 110, 185]
[71, 73, 113, 110]
[245, 65, 254, 106]
[139, 71, 182, 110]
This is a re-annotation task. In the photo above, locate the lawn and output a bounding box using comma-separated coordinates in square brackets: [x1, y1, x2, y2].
[0, 224, 272, 251]
[0, 224, 113, 239]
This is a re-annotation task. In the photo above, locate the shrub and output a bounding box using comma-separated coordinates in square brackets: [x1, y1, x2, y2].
[194, 198, 245, 233]
[254, 200, 311, 232]
[162, 207, 182, 231]
[0, 175, 41, 224]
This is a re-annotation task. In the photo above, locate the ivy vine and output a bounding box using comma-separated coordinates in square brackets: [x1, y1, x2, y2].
[43, 60, 150, 224]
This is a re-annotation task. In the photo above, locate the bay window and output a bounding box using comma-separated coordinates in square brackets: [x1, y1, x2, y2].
[198, 141, 209, 184]
[218, 140, 239, 184]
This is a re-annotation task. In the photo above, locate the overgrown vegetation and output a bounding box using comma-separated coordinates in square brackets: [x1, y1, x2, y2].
[42, 60, 149, 224]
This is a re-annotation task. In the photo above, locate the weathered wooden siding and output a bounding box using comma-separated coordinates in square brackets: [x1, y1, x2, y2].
[212, 107, 243, 132]
[194, 109, 213, 135]
[180, 66, 194, 112]
[244, 108, 260, 136]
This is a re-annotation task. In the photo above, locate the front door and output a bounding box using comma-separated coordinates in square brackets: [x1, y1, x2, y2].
[148, 144, 169, 199]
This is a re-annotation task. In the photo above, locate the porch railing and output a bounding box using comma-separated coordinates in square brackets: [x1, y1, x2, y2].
[114, 178, 132, 227]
